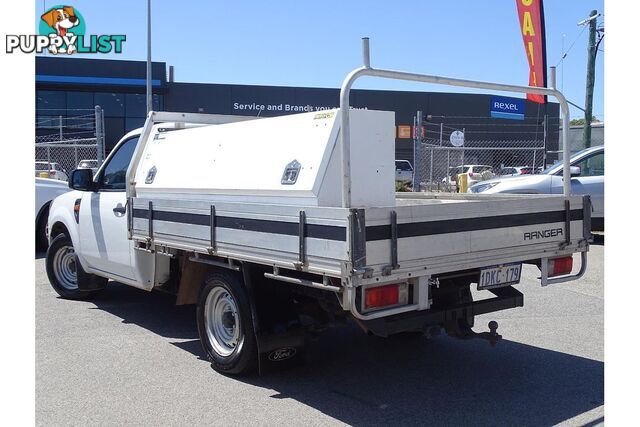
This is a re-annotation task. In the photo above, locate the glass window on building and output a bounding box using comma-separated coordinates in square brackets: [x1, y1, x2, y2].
[125, 117, 145, 132]
[67, 91, 94, 111]
[36, 90, 66, 113]
[125, 94, 146, 118]
[104, 117, 125, 152]
[94, 92, 125, 117]
[36, 116, 61, 129]
[153, 94, 163, 111]
[126, 93, 164, 118]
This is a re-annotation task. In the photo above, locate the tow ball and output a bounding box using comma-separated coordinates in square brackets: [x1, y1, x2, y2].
[474, 321, 501, 347]
[452, 320, 502, 347]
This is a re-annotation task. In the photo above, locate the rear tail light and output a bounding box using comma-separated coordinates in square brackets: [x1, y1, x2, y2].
[364, 283, 409, 311]
[548, 256, 573, 277]
[50, 171, 57, 176]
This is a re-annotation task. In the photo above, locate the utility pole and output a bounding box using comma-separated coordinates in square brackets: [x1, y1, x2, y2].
[582, 9, 598, 148]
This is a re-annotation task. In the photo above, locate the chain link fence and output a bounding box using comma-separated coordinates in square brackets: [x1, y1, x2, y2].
[414, 139, 546, 192]
[407, 112, 558, 192]
[35, 107, 105, 180]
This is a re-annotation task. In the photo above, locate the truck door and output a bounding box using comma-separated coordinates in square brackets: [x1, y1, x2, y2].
[78, 136, 139, 281]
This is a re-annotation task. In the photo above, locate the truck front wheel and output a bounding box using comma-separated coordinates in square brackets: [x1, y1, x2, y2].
[197, 271, 258, 375]
[45, 233, 105, 300]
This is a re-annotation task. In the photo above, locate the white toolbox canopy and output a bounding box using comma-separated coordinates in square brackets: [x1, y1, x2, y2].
[134, 108, 396, 208]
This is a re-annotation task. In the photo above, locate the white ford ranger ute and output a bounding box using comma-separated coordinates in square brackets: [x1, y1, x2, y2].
[45, 60, 591, 375]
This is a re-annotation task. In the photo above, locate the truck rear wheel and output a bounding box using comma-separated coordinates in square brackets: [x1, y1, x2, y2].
[45, 233, 105, 300]
[197, 271, 258, 375]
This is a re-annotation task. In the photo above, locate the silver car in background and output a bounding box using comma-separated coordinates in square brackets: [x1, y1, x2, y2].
[470, 146, 604, 230]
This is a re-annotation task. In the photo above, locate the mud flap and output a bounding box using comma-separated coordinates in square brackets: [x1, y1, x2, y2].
[241, 264, 306, 374]
[75, 255, 107, 292]
[256, 326, 305, 374]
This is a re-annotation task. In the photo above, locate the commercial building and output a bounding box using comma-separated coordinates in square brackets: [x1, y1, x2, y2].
[560, 122, 604, 154]
[36, 56, 560, 166]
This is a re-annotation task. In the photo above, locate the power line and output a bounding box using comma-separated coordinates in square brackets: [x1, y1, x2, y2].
[556, 25, 587, 67]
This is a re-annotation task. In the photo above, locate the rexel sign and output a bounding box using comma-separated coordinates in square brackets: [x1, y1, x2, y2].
[490, 96, 525, 121]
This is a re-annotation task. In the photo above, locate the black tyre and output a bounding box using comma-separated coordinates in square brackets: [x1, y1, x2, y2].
[35, 206, 49, 252]
[197, 271, 258, 375]
[45, 233, 104, 300]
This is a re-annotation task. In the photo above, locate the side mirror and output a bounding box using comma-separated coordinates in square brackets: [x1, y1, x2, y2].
[570, 166, 581, 177]
[69, 169, 95, 191]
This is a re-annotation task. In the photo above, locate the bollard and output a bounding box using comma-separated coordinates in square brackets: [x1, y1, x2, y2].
[458, 173, 468, 193]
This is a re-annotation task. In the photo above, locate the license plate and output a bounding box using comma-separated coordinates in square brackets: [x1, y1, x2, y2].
[478, 263, 522, 290]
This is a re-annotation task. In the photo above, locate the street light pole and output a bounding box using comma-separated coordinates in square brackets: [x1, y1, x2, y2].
[146, 0, 152, 114]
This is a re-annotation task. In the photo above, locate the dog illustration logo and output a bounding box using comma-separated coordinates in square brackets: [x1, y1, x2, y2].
[40, 6, 81, 54]
[6, 5, 125, 55]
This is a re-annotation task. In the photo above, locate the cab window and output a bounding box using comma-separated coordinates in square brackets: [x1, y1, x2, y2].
[100, 136, 139, 191]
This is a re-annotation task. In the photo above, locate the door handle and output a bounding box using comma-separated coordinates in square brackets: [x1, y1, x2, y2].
[113, 205, 126, 215]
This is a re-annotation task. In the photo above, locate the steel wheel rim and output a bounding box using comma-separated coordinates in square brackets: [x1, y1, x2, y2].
[204, 286, 242, 357]
[53, 244, 78, 290]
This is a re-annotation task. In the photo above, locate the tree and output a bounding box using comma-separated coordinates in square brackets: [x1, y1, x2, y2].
[570, 116, 600, 126]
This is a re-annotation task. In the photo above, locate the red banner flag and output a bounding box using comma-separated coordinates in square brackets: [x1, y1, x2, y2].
[516, 0, 548, 104]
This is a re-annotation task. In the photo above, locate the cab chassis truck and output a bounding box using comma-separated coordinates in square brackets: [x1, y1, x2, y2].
[46, 39, 590, 374]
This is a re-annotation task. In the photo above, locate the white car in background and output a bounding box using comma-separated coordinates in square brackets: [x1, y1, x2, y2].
[395, 160, 414, 184]
[498, 166, 537, 176]
[77, 159, 99, 175]
[470, 146, 604, 230]
[36, 177, 71, 250]
[443, 164, 494, 188]
[35, 161, 68, 181]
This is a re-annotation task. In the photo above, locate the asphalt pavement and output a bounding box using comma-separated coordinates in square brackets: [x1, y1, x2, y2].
[36, 240, 604, 426]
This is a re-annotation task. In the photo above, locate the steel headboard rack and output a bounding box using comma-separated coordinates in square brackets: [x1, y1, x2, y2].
[338, 37, 571, 208]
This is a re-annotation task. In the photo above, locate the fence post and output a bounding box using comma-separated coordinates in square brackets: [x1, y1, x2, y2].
[95, 105, 104, 165]
[461, 127, 465, 171]
[59, 115, 63, 141]
[446, 150, 450, 188]
[532, 150, 537, 171]
[429, 147, 433, 184]
[414, 110, 423, 192]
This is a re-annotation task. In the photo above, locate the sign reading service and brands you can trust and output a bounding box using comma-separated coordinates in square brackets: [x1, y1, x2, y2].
[6, 5, 125, 54]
